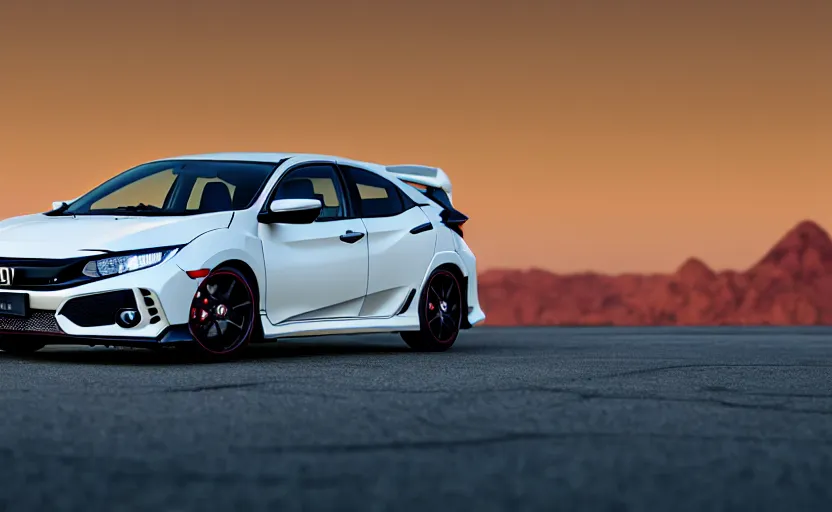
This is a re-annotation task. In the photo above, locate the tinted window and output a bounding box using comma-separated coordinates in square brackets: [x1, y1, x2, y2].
[342, 166, 406, 218]
[270, 165, 346, 221]
[402, 180, 453, 210]
[64, 160, 277, 216]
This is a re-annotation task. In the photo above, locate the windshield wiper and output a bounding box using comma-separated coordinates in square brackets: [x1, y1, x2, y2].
[111, 203, 163, 213]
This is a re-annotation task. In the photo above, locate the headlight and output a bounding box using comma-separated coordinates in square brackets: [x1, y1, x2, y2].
[82, 248, 179, 278]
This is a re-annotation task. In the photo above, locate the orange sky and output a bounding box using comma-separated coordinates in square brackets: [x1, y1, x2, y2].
[1, 0, 831, 273]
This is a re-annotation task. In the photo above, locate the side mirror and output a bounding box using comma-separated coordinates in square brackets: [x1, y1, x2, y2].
[258, 198, 322, 225]
[51, 197, 78, 211]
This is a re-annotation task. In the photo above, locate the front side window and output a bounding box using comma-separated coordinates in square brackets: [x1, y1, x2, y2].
[269, 164, 347, 221]
[341, 166, 406, 218]
[62, 160, 277, 216]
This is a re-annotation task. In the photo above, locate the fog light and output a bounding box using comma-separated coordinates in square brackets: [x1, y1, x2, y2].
[116, 309, 141, 328]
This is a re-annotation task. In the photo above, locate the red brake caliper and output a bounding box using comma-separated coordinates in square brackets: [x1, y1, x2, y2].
[192, 291, 211, 323]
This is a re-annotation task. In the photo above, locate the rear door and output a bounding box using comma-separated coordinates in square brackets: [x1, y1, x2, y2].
[339, 165, 436, 318]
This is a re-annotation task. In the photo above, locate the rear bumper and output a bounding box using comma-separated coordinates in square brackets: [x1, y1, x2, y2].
[0, 259, 198, 342]
[457, 238, 486, 328]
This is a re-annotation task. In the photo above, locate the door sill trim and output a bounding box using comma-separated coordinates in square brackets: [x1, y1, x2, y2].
[261, 314, 420, 339]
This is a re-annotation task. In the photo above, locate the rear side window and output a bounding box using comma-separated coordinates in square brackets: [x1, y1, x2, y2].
[342, 166, 407, 218]
[401, 180, 453, 211]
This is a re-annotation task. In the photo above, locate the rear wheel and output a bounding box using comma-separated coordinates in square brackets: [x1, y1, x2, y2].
[0, 336, 46, 356]
[187, 267, 259, 359]
[401, 268, 463, 352]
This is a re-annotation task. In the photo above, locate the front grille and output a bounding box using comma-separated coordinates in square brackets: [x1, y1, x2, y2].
[0, 256, 91, 290]
[0, 310, 62, 334]
[59, 290, 137, 327]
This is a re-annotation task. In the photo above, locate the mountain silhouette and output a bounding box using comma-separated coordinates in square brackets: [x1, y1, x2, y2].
[479, 220, 832, 326]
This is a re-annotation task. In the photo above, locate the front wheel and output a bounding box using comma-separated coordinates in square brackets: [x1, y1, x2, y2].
[187, 267, 259, 359]
[401, 269, 463, 352]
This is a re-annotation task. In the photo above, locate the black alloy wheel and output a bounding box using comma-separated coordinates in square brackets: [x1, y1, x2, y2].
[401, 269, 463, 352]
[188, 267, 258, 358]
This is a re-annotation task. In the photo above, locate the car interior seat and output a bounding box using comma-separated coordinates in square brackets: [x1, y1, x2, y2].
[199, 182, 233, 213]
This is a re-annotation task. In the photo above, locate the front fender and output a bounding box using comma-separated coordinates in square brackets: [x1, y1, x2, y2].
[173, 228, 267, 307]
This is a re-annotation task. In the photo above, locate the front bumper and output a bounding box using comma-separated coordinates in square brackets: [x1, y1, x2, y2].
[0, 260, 198, 344]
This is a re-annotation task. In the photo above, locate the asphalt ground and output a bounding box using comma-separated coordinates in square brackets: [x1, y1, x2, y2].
[0, 327, 831, 511]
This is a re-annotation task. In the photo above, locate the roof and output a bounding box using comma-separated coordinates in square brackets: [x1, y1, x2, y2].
[157, 153, 447, 173]
[155, 152, 316, 164]
[157, 153, 408, 173]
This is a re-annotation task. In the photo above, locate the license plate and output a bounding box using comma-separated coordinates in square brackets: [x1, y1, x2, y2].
[0, 292, 29, 318]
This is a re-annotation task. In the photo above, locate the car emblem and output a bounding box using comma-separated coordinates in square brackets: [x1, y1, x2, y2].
[0, 267, 14, 287]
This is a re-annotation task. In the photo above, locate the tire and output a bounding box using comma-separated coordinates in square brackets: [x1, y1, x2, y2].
[0, 336, 46, 356]
[401, 268, 464, 352]
[187, 267, 260, 360]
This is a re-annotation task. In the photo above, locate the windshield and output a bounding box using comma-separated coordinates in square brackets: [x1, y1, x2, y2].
[60, 160, 278, 216]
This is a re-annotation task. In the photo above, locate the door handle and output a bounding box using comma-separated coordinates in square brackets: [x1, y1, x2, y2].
[340, 230, 365, 244]
[409, 222, 433, 235]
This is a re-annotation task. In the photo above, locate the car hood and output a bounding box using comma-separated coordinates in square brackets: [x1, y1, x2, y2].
[0, 212, 233, 259]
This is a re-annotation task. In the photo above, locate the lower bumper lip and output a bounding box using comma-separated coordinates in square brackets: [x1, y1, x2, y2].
[0, 324, 192, 345]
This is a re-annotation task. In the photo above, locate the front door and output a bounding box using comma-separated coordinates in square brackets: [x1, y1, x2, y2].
[259, 163, 369, 325]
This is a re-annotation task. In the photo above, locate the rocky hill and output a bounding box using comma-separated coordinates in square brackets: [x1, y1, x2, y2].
[478, 221, 832, 326]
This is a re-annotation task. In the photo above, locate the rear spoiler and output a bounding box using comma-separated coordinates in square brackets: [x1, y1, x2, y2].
[387, 164, 467, 237]
[386, 165, 453, 203]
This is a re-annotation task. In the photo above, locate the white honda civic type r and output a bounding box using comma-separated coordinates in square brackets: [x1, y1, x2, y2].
[0, 153, 485, 358]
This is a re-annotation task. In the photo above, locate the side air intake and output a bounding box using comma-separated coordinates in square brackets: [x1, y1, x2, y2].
[398, 289, 417, 315]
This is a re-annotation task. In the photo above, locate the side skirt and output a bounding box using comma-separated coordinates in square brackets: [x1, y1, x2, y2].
[261, 314, 421, 340]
